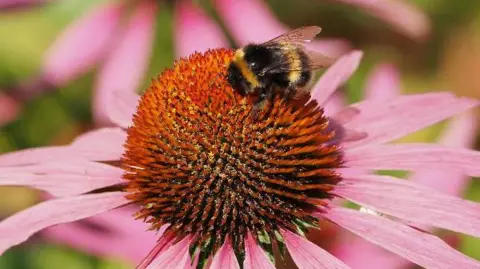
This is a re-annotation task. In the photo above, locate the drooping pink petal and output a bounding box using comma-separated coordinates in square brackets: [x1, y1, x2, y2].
[93, 0, 157, 125]
[364, 63, 401, 101]
[210, 238, 241, 269]
[106, 90, 140, 129]
[281, 229, 349, 269]
[333, 175, 480, 237]
[70, 127, 126, 160]
[0, 161, 124, 197]
[332, 237, 408, 269]
[324, 207, 480, 268]
[1, 159, 120, 177]
[323, 92, 346, 117]
[145, 237, 191, 269]
[344, 143, 480, 177]
[0, 192, 128, 254]
[43, 2, 123, 86]
[174, 0, 229, 58]
[45, 224, 141, 262]
[336, 111, 479, 269]
[44, 207, 160, 263]
[0, 128, 126, 166]
[244, 233, 275, 269]
[0, 146, 74, 167]
[346, 92, 452, 124]
[213, 0, 349, 57]
[329, 0, 430, 40]
[85, 206, 144, 235]
[343, 93, 478, 148]
[333, 111, 361, 128]
[0, 93, 20, 126]
[410, 111, 478, 195]
[0, 165, 124, 197]
[310, 51, 363, 106]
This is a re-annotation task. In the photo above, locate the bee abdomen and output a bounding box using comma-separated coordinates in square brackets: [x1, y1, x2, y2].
[294, 49, 312, 87]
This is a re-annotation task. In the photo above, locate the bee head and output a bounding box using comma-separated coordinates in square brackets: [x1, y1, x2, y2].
[243, 44, 273, 75]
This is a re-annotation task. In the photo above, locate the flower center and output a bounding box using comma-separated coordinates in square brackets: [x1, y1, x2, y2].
[122, 49, 342, 267]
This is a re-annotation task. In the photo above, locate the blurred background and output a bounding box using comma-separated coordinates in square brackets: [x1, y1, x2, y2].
[0, 0, 479, 268]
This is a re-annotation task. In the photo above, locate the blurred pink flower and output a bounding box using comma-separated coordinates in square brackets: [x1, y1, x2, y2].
[0, 0, 48, 9]
[328, 0, 430, 40]
[0, 93, 20, 127]
[0, 49, 478, 268]
[3, 0, 430, 125]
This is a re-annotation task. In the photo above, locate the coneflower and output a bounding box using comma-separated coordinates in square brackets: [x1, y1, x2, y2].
[0, 49, 478, 269]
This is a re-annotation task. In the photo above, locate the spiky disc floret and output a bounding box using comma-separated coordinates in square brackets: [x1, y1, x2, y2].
[122, 49, 342, 267]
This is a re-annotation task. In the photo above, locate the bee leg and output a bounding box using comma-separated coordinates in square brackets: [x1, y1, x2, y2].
[252, 94, 266, 119]
[251, 86, 272, 120]
[252, 101, 265, 120]
[283, 85, 296, 101]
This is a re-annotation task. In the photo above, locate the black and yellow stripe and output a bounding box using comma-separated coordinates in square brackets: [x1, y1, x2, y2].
[232, 49, 262, 88]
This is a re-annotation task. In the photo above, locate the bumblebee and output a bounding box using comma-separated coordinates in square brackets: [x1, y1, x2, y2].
[226, 26, 333, 110]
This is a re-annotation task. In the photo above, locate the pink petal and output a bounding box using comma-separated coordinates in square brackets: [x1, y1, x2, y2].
[43, 2, 123, 86]
[333, 175, 480, 237]
[310, 51, 363, 106]
[324, 207, 480, 268]
[213, 0, 288, 44]
[44, 208, 159, 263]
[70, 127, 126, 160]
[335, 111, 477, 269]
[244, 233, 275, 269]
[323, 92, 346, 117]
[106, 90, 140, 129]
[330, 0, 430, 40]
[438, 111, 478, 148]
[410, 111, 478, 196]
[2, 159, 121, 177]
[0, 128, 125, 166]
[332, 62, 407, 268]
[45, 224, 143, 262]
[0, 93, 20, 126]
[332, 237, 408, 269]
[343, 93, 479, 148]
[364, 63, 401, 101]
[332, 107, 360, 126]
[214, 0, 349, 57]
[281, 229, 349, 269]
[85, 206, 159, 237]
[333, 114, 476, 269]
[146, 237, 191, 269]
[305, 39, 352, 59]
[210, 239, 241, 269]
[0, 192, 128, 254]
[93, 0, 157, 125]
[344, 143, 480, 177]
[174, 0, 229, 58]
[0, 146, 75, 167]
[0, 161, 124, 197]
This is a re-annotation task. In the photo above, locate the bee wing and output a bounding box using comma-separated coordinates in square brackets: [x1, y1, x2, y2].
[304, 49, 335, 69]
[259, 49, 334, 75]
[263, 26, 322, 46]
